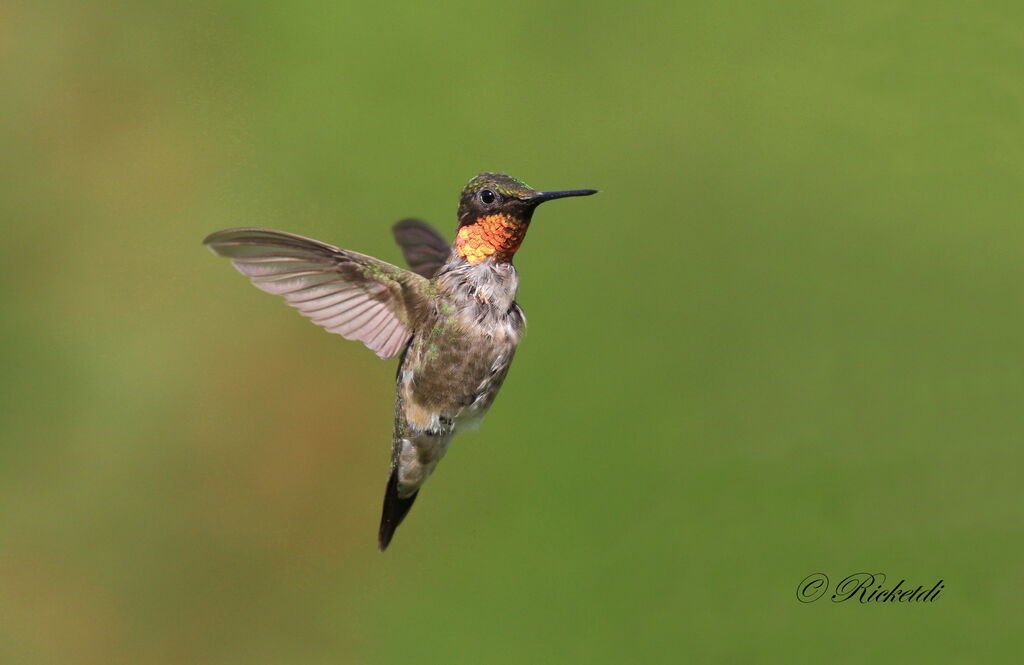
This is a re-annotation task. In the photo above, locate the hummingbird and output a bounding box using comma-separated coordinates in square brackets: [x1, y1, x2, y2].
[204, 173, 597, 550]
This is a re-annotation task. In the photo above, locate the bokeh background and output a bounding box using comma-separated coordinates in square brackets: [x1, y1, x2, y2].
[2, 2, 1022, 663]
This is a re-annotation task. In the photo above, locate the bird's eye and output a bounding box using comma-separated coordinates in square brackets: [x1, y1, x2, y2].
[479, 189, 497, 205]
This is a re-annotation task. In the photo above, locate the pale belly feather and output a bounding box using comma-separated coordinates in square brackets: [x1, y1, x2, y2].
[393, 304, 522, 496]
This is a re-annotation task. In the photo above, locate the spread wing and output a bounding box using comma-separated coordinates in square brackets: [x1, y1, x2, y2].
[204, 228, 429, 359]
[391, 219, 451, 279]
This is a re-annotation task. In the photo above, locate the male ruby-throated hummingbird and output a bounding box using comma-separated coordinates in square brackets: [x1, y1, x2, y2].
[204, 173, 597, 550]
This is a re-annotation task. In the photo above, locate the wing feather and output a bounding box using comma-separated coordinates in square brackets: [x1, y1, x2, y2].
[204, 227, 429, 359]
[380, 324, 408, 360]
[391, 219, 451, 278]
[286, 280, 355, 304]
[294, 289, 363, 315]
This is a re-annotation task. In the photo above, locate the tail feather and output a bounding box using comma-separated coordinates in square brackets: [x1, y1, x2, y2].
[378, 468, 418, 551]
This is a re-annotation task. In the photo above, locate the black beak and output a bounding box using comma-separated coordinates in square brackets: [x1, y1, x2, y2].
[527, 189, 599, 204]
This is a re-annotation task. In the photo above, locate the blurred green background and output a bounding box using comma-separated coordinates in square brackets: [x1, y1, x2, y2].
[2, 1, 1022, 663]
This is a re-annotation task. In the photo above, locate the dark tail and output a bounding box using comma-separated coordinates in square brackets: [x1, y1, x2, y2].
[378, 468, 418, 551]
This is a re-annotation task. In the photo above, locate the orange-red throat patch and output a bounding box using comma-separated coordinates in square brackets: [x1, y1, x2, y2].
[455, 213, 526, 264]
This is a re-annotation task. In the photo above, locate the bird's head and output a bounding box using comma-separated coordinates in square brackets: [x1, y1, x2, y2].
[453, 173, 596, 265]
